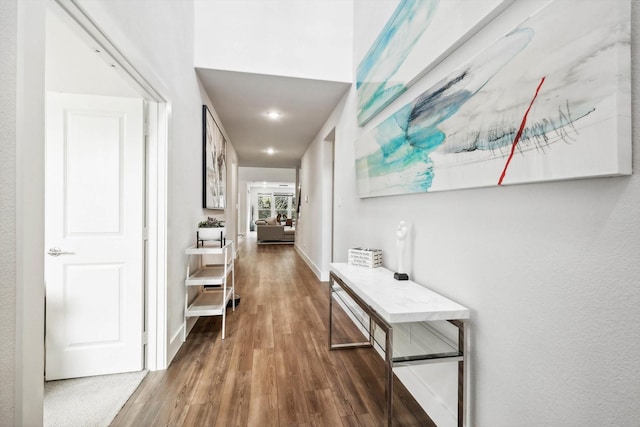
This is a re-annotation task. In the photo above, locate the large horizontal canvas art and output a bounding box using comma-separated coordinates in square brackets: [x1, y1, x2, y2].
[355, 0, 631, 198]
[203, 105, 227, 209]
[356, 0, 513, 126]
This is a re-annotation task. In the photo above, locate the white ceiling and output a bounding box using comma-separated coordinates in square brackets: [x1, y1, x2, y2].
[197, 68, 351, 169]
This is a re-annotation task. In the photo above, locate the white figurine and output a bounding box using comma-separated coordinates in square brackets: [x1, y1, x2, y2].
[394, 220, 409, 280]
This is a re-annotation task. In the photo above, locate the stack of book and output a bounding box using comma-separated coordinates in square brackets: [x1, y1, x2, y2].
[348, 248, 382, 268]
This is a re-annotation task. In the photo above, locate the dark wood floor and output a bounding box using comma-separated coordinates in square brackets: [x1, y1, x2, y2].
[111, 234, 434, 426]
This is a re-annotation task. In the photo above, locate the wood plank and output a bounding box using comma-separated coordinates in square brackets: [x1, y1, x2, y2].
[247, 347, 279, 427]
[304, 388, 343, 427]
[274, 333, 310, 426]
[213, 369, 252, 426]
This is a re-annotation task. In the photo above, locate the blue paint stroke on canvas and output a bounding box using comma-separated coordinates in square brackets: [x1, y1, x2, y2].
[357, 0, 438, 126]
[355, 0, 630, 197]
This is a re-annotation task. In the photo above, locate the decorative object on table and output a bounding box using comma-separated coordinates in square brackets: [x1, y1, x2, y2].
[197, 217, 226, 248]
[202, 105, 227, 209]
[355, 0, 631, 198]
[348, 248, 383, 268]
[394, 221, 409, 281]
[356, 0, 511, 126]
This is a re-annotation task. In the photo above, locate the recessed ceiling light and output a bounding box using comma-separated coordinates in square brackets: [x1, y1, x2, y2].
[266, 111, 281, 120]
[266, 148, 275, 155]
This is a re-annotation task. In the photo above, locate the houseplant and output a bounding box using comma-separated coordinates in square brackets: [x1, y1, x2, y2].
[197, 217, 226, 241]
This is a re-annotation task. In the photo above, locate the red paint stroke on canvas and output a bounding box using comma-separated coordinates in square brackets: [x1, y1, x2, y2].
[498, 77, 546, 185]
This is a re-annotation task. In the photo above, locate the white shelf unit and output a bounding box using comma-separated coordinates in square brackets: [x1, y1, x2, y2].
[184, 240, 235, 340]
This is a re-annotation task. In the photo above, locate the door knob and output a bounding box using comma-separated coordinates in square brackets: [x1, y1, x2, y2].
[47, 247, 75, 257]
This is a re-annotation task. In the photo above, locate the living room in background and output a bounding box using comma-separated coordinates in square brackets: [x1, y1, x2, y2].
[274, 193, 295, 220]
[255, 191, 295, 221]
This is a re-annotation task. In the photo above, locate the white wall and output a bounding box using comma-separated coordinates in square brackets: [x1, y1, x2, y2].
[198, 78, 239, 253]
[193, 0, 353, 82]
[300, 1, 640, 425]
[298, 114, 344, 280]
[0, 1, 17, 424]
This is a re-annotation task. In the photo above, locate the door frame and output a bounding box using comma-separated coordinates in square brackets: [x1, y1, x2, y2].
[16, 1, 169, 424]
[52, 0, 169, 372]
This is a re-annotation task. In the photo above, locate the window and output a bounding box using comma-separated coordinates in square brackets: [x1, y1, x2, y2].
[275, 193, 295, 219]
[256, 192, 295, 220]
[257, 194, 272, 219]
[274, 194, 289, 219]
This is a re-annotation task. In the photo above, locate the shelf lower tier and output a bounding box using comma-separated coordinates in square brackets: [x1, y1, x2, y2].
[186, 289, 233, 317]
[185, 265, 233, 286]
[332, 286, 459, 360]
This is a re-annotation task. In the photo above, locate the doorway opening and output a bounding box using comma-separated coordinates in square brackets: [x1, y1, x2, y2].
[44, 0, 169, 378]
[324, 128, 336, 264]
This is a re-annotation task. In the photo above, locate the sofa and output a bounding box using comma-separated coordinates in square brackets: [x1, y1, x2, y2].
[256, 225, 295, 243]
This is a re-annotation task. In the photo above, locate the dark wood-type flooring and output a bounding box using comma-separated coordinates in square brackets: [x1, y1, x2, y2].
[112, 234, 434, 426]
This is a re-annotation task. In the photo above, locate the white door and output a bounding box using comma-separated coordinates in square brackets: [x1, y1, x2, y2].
[45, 93, 144, 380]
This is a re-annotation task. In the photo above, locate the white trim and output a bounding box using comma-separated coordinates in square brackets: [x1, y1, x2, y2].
[144, 102, 169, 370]
[16, 2, 47, 424]
[295, 245, 329, 282]
[53, 0, 164, 101]
[168, 323, 189, 364]
[153, 102, 169, 369]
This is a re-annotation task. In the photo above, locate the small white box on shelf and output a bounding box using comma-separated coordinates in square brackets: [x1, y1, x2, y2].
[348, 247, 382, 268]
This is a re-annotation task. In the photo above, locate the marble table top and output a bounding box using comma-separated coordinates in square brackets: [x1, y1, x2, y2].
[330, 263, 469, 324]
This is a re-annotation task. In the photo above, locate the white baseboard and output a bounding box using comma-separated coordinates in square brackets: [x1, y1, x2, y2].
[395, 365, 457, 427]
[295, 244, 328, 282]
[167, 316, 196, 365]
[167, 325, 183, 365]
[320, 270, 329, 282]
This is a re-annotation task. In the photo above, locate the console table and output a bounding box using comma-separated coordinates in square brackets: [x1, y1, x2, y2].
[328, 263, 469, 427]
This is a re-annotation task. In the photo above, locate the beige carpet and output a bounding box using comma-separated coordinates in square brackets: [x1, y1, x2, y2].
[44, 370, 147, 427]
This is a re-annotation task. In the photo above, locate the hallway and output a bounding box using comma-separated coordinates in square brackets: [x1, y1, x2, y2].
[112, 236, 433, 426]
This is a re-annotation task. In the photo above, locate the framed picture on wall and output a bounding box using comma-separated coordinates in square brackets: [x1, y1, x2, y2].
[202, 105, 227, 209]
[355, 0, 631, 197]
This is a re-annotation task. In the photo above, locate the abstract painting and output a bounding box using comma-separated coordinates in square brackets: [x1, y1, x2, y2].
[356, 0, 513, 126]
[355, 0, 631, 198]
[203, 105, 227, 209]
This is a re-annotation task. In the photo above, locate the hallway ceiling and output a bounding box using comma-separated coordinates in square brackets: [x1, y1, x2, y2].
[197, 68, 351, 169]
